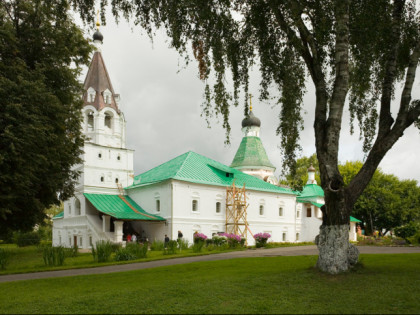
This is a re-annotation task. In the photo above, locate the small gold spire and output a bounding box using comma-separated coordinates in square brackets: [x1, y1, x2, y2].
[96, 10, 100, 29]
[249, 94, 253, 112]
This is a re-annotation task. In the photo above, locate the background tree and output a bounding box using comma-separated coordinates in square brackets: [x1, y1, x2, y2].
[284, 156, 420, 236]
[73, 1, 420, 273]
[0, 0, 92, 238]
[280, 153, 320, 188]
[339, 161, 420, 236]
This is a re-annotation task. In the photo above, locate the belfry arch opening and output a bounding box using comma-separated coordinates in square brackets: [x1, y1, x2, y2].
[104, 112, 113, 130]
[86, 110, 95, 131]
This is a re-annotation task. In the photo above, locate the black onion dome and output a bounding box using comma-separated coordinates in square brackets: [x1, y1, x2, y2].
[93, 30, 103, 42]
[242, 111, 261, 128]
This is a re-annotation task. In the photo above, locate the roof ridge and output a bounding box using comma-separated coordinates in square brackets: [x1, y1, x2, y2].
[174, 151, 194, 178]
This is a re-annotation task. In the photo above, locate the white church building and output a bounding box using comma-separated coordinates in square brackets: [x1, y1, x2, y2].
[53, 28, 359, 248]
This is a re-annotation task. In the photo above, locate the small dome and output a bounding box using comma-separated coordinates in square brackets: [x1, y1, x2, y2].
[93, 30, 103, 43]
[242, 111, 261, 128]
[308, 164, 316, 172]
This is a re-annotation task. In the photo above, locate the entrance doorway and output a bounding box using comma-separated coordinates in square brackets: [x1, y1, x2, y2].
[73, 235, 78, 248]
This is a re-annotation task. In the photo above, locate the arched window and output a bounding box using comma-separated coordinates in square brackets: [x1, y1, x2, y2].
[104, 112, 112, 129]
[192, 200, 198, 212]
[87, 111, 94, 131]
[75, 198, 81, 216]
[259, 205, 264, 216]
[216, 202, 221, 213]
[87, 87, 95, 103]
[279, 207, 284, 217]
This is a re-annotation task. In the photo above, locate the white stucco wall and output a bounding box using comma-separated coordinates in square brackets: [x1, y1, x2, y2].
[127, 179, 314, 246]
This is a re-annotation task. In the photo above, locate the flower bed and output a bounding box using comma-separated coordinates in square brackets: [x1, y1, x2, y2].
[254, 232, 271, 248]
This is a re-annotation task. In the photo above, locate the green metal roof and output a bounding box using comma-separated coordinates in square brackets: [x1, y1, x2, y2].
[84, 193, 165, 221]
[298, 200, 324, 208]
[230, 136, 275, 169]
[297, 184, 325, 199]
[52, 211, 64, 219]
[350, 216, 362, 223]
[129, 151, 295, 195]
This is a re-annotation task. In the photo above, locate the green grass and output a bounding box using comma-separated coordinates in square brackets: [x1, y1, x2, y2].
[0, 244, 248, 275]
[0, 254, 419, 314]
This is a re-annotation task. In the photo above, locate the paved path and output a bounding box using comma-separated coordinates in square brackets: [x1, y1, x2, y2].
[1, 245, 419, 283]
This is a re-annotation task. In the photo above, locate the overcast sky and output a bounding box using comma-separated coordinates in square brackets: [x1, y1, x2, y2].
[77, 13, 420, 184]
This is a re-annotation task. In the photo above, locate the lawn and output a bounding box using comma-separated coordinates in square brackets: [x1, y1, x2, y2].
[0, 242, 314, 275]
[0, 243, 248, 275]
[0, 254, 419, 314]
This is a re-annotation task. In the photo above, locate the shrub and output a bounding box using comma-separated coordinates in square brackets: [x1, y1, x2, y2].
[92, 240, 115, 262]
[177, 238, 189, 250]
[407, 231, 420, 245]
[43, 246, 66, 266]
[254, 232, 271, 248]
[220, 233, 243, 248]
[0, 248, 10, 270]
[65, 245, 79, 258]
[193, 233, 208, 244]
[114, 248, 136, 261]
[212, 235, 227, 246]
[205, 238, 214, 246]
[150, 240, 164, 251]
[126, 242, 148, 259]
[15, 231, 41, 247]
[164, 240, 178, 255]
[192, 241, 204, 253]
[395, 222, 420, 241]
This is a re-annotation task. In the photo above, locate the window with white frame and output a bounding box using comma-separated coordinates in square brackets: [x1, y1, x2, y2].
[156, 199, 160, 212]
[68, 203, 71, 215]
[279, 207, 284, 217]
[75, 198, 81, 216]
[103, 89, 112, 105]
[282, 232, 287, 241]
[89, 236, 93, 247]
[297, 210, 300, 218]
[192, 199, 198, 212]
[259, 205, 264, 216]
[307, 207, 312, 217]
[79, 237, 83, 248]
[216, 202, 221, 214]
[87, 87, 95, 103]
[296, 233, 300, 241]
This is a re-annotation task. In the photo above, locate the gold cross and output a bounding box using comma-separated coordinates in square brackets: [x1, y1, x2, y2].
[96, 10, 100, 29]
[249, 94, 253, 111]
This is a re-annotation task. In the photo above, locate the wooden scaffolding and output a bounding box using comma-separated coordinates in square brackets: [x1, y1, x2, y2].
[225, 182, 249, 242]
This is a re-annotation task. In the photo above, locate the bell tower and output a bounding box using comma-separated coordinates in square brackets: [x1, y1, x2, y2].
[63, 21, 134, 222]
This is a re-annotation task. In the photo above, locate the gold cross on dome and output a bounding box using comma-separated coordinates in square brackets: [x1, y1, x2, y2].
[96, 10, 100, 29]
[249, 94, 253, 111]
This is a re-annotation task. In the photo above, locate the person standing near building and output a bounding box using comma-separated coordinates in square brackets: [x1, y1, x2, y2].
[127, 233, 132, 243]
[164, 234, 170, 248]
[132, 234, 137, 243]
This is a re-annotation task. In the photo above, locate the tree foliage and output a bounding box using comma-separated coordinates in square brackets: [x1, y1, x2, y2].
[71, 0, 420, 272]
[284, 156, 420, 235]
[0, 0, 92, 235]
[280, 153, 320, 189]
[340, 161, 420, 235]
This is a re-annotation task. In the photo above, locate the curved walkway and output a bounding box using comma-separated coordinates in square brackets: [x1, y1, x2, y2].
[1, 245, 419, 283]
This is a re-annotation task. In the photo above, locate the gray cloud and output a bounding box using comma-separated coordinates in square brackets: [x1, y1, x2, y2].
[82, 16, 420, 184]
